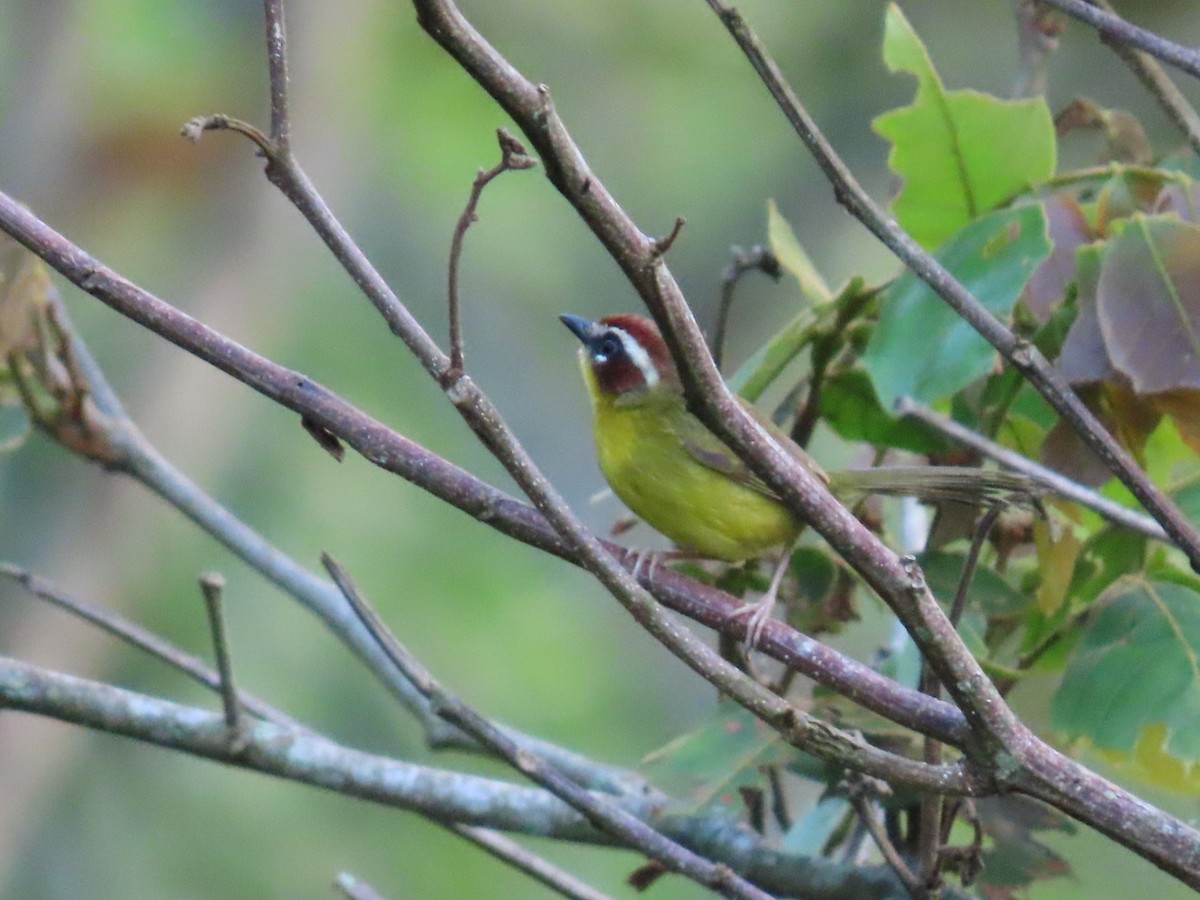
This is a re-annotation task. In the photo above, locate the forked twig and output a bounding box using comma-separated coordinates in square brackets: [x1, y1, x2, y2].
[713, 245, 780, 371]
[198, 571, 244, 749]
[446, 129, 536, 376]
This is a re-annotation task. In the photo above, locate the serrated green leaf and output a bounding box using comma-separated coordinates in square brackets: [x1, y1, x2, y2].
[1052, 576, 1200, 759]
[863, 204, 1052, 408]
[640, 702, 792, 817]
[873, 4, 1056, 249]
[766, 198, 830, 304]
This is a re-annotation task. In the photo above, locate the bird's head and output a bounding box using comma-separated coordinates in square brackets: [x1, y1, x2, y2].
[559, 313, 681, 401]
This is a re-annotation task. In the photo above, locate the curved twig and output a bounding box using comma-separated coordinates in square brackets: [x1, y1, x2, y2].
[1037, 0, 1200, 81]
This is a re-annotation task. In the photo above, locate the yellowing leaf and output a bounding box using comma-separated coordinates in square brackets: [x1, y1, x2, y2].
[1095, 722, 1200, 795]
[1152, 388, 1200, 454]
[1033, 505, 1080, 616]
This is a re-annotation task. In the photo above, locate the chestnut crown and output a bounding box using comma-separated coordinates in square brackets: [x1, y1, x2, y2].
[559, 313, 681, 397]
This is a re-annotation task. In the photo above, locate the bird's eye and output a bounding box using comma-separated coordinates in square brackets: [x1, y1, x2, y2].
[595, 334, 622, 359]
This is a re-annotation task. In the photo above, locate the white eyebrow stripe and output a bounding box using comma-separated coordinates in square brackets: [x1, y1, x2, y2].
[611, 327, 659, 388]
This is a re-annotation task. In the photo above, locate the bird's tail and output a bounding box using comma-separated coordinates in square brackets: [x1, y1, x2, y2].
[829, 466, 1044, 508]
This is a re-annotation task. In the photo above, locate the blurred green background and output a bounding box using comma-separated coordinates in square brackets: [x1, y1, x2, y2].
[1, 1, 1198, 897]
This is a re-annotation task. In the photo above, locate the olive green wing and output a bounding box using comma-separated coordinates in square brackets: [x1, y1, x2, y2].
[676, 397, 828, 498]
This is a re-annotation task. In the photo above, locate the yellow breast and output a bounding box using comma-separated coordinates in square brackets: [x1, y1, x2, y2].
[588, 382, 799, 562]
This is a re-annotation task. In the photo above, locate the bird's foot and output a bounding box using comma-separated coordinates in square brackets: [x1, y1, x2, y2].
[727, 591, 779, 652]
[727, 542, 798, 652]
[629, 549, 661, 583]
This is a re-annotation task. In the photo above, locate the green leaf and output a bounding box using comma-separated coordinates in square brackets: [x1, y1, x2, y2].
[640, 702, 792, 817]
[975, 796, 1074, 894]
[1069, 526, 1147, 607]
[728, 277, 869, 403]
[781, 795, 850, 855]
[920, 551, 1027, 617]
[821, 368, 948, 455]
[1051, 576, 1200, 759]
[873, 4, 1056, 249]
[0, 403, 30, 454]
[862, 204, 1052, 408]
[766, 199, 830, 304]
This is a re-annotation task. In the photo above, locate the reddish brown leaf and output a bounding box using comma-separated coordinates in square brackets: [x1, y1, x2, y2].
[1021, 194, 1093, 323]
[1097, 215, 1200, 394]
[1057, 245, 1115, 385]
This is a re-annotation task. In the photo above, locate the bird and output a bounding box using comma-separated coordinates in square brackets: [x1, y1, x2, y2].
[559, 311, 1038, 648]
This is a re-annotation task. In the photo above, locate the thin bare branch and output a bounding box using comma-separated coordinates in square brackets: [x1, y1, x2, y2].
[1089, 0, 1200, 157]
[447, 128, 536, 375]
[713, 245, 780, 371]
[0, 561, 306, 731]
[650, 215, 686, 258]
[262, 0, 291, 149]
[448, 826, 615, 900]
[1037, 0, 1200, 80]
[198, 571, 244, 746]
[846, 779, 921, 898]
[321, 554, 776, 900]
[0, 563, 621, 899]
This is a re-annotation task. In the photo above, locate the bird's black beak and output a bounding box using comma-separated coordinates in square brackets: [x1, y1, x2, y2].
[559, 313, 602, 346]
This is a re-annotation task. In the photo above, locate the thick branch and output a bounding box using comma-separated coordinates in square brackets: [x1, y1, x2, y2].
[0, 656, 923, 899]
[0, 655, 618, 839]
[326, 555, 773, 900]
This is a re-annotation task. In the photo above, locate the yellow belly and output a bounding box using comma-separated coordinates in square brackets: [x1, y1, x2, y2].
[592, 397, 799, 561]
